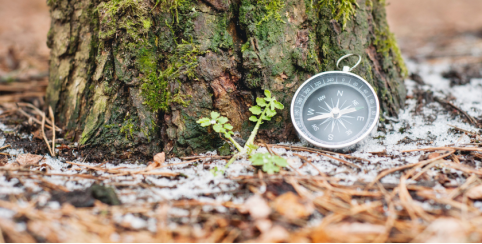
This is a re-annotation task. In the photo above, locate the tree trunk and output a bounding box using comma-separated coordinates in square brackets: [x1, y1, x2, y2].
[46, 0, 406, 157]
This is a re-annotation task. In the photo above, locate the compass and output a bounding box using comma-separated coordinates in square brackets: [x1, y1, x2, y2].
[290, 54, 380, 150]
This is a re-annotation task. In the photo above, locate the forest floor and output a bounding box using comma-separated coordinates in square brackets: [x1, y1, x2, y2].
[2, 0, 482, 243]
[0, 40, 481, 242]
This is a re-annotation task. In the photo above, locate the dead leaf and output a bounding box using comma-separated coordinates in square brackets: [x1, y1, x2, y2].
[467, 185, 482, 200]
[412, 218, 469, 242]
[272, 191, 314, 220]
[154, 152, 165, 164]
[16, 153, 44, 166]
[244, 195, 271, 219]
[255, 219, 272, 233]
[257, 225, 289, 242]
[428, 152, 441, 159]
[312, 222, 385, 242]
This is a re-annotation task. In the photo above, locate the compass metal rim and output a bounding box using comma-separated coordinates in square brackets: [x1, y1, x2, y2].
[290, 71, 380, 149]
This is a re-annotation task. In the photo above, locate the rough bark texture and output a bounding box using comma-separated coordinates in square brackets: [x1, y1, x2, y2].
[46, 0, 407, 157]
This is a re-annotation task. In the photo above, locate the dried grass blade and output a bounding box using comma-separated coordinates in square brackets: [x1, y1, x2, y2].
[41, 112, 54, 156]
[48, 106, 56, 157]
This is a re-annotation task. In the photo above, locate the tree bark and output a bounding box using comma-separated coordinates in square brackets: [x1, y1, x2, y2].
[46, 0, 406, 157]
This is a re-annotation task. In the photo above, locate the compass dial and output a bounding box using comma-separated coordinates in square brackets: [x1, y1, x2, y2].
[291, 72, 379, 149]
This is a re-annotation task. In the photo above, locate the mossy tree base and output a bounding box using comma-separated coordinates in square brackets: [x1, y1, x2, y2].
[47, 0, 406, 157]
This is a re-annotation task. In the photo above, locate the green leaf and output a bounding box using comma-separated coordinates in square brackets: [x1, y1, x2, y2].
[274, 101, 284, 110]
[224, 132, 231, 138]
[197, 117, 210, 124]
[273, 156, 288, 167]
[211, 111, 220, 119]
[264, 90, 271, 99]
[266, 108, 276, 117]
[224, 123, 233, 130]
[210, 166, 224, 176]
[213, 123, 223, 132]
[249, 106, 262, 115]
[263, 163, 279, 174]
[249, 116, 258, 122]
[200, 121, 212, 127]
[217, 116, 229, 124]
[256, 97, 267, 107]
[262, 115, 271, 121]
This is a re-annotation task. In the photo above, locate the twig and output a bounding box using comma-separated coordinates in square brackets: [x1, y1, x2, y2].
[48, 106, 56, 157]
[448, 124, 480, 137]
[267, 144, 370, 162]
[402, 146, 482, 152]
[180, 155, 232, 160]
[366, 150, 455, 189]
[0, 92, 45, 103]
[0, 71, 48, 82]
[435, 97, 478, 126]
[0, 145, 11, 151]
[16, 102, 61, 131]
[41, 112, 54, 156]
[448, 174, 479, 199]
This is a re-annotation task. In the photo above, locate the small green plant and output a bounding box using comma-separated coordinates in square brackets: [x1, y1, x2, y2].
[250, 153, 288, 174]
[197, 90, 286, 176]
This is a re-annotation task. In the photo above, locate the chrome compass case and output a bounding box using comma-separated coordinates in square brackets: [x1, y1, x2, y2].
[290, 54, 380, 150]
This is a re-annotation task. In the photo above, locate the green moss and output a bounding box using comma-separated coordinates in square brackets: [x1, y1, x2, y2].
[140, 38, 204, 112]
[209, 14, 234, 52]
[256, 0, 286, 26]
[318, 0, 358, 29]
[154, 0, 193, 23]
[374, 29, 408, 78]
[120, 117, 135, 140]
[96, 0, 151, 42]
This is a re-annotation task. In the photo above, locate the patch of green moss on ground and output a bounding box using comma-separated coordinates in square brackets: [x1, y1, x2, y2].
[318, 0, 358, 29]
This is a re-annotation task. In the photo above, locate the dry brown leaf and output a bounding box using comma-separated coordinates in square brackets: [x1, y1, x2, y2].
[412, 218, 470, 242]
[272, 191, 314, 220]
[312, 222, 386, 242]
[244, 195, 271, 219]
[257, 225, 289, 242]
[428, 152, 441, 159]
[154, 152, 165, 164]
[255, 219, 272, 233]
[16, 153, 44, 166]
[467, 185, 482, 200]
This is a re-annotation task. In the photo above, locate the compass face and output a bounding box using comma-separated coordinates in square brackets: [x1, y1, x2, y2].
[291, 71, 380, 149]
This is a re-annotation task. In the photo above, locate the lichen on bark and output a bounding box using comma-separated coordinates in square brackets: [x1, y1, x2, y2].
[47, 0, 407, 158]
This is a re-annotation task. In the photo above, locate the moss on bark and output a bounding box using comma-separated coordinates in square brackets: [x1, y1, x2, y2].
[47, 0, 406, 157]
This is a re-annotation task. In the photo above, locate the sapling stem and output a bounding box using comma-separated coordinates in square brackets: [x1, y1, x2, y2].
[228, 136, 244, 152]
[244, 103, 269, 149]
[224, 152, 240, 169]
